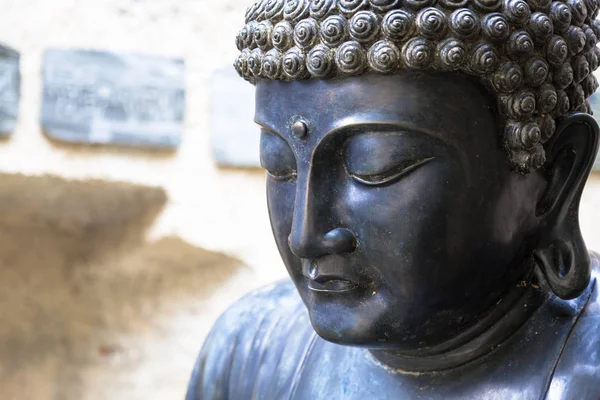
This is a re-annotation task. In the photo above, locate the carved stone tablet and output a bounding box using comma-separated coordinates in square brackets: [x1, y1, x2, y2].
[210, 67, 259, 168]
[0, 44, 20, 136]
[41, 49, 185, 148]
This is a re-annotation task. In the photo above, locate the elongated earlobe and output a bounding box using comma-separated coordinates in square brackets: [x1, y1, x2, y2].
[534, 237, 590, 300]
[533, 114, 599, 299]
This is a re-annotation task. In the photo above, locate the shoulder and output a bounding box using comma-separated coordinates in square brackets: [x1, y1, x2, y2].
[185, 280, 311, 400]
[548, 251, 600, 399]
[579, 250, 600, 318]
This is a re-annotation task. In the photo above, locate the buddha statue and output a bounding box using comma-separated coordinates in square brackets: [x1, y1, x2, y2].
[187, 0, 600, 398]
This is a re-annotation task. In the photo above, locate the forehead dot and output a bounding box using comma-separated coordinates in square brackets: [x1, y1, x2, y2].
[292, 120, 308, 139]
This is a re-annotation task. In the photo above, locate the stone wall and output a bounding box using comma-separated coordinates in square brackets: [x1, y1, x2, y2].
[0, 1, 284, 399]
[0, 174, 260, 399]
[0, 0, 284, 279]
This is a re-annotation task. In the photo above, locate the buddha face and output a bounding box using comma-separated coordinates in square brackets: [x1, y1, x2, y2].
[256, 72, 544, 351]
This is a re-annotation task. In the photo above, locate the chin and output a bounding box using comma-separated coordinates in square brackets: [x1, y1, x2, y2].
[305, 298, 419, 350]
[309, 317, 421, 350]
[309, 317, 375, 348]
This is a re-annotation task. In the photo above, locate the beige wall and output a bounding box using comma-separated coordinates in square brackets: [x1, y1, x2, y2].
[0, 1, 599, 399]
[0, 0, 284, 280]
[0, 1, 284, 399]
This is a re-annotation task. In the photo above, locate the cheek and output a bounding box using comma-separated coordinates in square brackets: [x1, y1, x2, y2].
[266, 179, 300, 272]
[343, 163, 472, 290]
[347, 163, 467, 241]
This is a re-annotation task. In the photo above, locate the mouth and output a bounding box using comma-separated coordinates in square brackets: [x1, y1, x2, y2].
[303, 259, 364, 293]
[307, 278, 359, 293]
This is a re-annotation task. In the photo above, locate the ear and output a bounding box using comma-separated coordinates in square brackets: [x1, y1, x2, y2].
[534, 113, 600, 300]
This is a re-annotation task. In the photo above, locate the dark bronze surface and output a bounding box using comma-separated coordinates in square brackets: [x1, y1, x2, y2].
[234, 0, 600, 173]
[187, 71, 600, 398]
[188, 1, 600, 397]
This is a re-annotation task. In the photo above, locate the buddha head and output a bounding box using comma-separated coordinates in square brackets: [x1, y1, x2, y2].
[235, 0, 600, 353]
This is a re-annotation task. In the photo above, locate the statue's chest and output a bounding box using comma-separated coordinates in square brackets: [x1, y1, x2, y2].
[264, 328, 569, 400]
[238, 288, 592, 400]
[283, 346, 551, 400]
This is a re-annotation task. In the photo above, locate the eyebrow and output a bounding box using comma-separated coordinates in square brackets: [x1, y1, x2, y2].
[254, 119, 442, 140]
[254, 120, 283, 138]
[254, 119, 273, 130]
[325, 120, 441, 139]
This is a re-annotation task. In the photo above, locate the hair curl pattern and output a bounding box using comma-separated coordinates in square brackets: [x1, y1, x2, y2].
[236, 0, 600, 172]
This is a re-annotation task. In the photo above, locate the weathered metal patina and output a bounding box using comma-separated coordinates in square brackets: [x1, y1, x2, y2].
[187, 1, 600, 399]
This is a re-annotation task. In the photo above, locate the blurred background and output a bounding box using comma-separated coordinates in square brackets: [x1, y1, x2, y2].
[0, 1, 597, 399]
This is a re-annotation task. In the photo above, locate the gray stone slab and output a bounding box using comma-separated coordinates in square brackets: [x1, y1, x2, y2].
[41, 49, 185, 149]
[210, 67, 260, 168]
[590, 90, 600, 171]
[0, 44, 20, 136]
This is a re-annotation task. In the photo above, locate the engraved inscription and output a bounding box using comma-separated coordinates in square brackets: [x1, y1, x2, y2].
[0, 44, 20, 135]
[41, 49, 185, 148]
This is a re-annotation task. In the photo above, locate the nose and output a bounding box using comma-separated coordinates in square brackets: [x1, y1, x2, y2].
[289, 227, 356, 259]
[287, 169, 356, 258]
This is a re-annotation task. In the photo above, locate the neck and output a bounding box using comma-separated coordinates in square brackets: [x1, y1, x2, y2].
[369, 267, 549, 373]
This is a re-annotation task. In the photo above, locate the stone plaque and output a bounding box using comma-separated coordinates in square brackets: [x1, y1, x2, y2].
[0, 44, 20, 135]
[210, 67, 260, 168]
[41, 49, 185, 148]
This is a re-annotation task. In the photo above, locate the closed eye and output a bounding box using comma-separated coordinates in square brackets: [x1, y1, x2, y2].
[267, 169, 297, 181]
[349, 157, 434, 186]
[260, 129, 297, 182]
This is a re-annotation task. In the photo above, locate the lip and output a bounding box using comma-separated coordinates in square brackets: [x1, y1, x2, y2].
[307, 277, 359, 293]
[303, 259, 365, 293]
